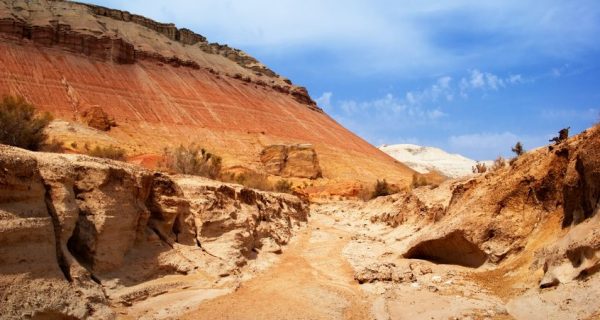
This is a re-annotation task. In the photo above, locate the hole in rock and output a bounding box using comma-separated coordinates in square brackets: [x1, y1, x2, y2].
[403, 231, 487, 268]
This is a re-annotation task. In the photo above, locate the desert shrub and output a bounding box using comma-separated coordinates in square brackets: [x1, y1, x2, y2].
[411, 173, 429, 188]
[40, 138, 64, 153]
[372, 179, 392, 198]
[233, 171, 273, 191]
[0, 95, 52, 150]
[491, 156, 507, 171]
[357, 185, 374, 201]
[511, 141, 524, 157]
[161, 143, 222, 179]
[472, 162, 487, 174]
[87, 144, 126, 161]
[549, 127, 570, 144]
[274, 179, 293, 193]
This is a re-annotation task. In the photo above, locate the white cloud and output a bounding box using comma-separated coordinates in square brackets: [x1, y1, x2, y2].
[334, 93, 445, 123]
[408, 70, 526, 105]
[459, 69, 523, 94]
[406, 76, 454, 106]
[316, 92, 333, 110]
[469, 70, 486, 88]
[508, 74, 523, 84]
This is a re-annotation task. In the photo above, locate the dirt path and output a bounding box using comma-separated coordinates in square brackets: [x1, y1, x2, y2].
[181, 214, 372, 320]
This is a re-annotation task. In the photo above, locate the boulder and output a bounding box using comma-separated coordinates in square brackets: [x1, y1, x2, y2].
[260, 144, 322, 179]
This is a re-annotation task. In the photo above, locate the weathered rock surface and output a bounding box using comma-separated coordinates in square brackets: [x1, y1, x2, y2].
[260, 144, 322, 179]
[327, 125, 600, 319]
[79, 106, 116, 131]
[0, 144, 308, 319]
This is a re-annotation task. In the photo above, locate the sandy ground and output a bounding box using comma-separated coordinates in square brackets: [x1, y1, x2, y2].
[180, 213, 372, 320]
[114, 204, 600, 320]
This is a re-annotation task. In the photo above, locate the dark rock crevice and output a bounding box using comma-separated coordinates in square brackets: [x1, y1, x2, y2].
[43, 183, 73, 282]
[404, 231, 488, 268]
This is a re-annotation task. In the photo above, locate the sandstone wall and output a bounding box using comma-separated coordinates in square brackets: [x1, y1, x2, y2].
[0, 145, 308, 319]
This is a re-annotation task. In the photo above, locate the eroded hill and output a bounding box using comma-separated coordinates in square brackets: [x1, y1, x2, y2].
[0, 0, 414, 194]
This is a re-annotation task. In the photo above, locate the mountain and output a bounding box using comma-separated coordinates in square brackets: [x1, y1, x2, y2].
[0, 0, 414, 194]
[379, 143, 491, 178]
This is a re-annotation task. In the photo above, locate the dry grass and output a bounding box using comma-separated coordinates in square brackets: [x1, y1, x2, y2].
[472, 162, 488, 174]
[0, 95, 52, 151]
[491, 156, 507, 171]
[160, 143, 222, 179]
[40, 138, 64, 153]
[86, 144, 127, 161]
[274, 179, 293, 193]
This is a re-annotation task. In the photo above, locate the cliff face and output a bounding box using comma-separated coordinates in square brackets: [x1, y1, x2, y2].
[0, 0, 415, 188]
[0, 144, 308, 319]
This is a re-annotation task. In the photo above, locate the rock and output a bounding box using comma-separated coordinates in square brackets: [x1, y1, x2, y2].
[174, 177, 308, 267]
[260, 144, 322, 179]
[80, 106, 117, 131]
[354, 263, 416, 284]
[0, 144, 308, 317]
[0, 145, 114, 319]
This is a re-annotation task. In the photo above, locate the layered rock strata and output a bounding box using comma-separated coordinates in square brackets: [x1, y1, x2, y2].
[0, 144, 308, 319]
[0, 0, 415, 189]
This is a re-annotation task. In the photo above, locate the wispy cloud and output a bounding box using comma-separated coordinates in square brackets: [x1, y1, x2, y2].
[459, 69, 525, 97]
[405, 69, 526, 104]
[316, 92, 333, 110]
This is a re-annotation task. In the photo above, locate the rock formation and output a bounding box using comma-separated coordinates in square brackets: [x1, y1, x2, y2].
[260, 144, 322, 179]
[0, 144, 308, 319]
[326, 125, 600, 319]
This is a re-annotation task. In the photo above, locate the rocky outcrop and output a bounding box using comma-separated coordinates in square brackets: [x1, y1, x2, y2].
[260, 144, 322, 179]
[0, 16, 135, 63]
[0, 144, 308, 319]
[60, 0, 282, 79]
[0, 145, 113, 319]
[80, 106, 117, 131]
[362, 125, 600, 282]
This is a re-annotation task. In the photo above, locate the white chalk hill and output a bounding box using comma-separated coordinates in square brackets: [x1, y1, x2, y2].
[379, 144, 490, 178]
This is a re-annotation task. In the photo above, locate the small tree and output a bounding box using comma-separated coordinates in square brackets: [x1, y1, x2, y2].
[372, 179, 392, 198]
[511, 141, 524, 157]
[0, 95, 52, 150]
[549, 127, 570, 144]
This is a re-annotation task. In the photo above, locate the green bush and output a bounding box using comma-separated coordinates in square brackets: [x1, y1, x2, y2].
[161, 143, 222, 179]
[0, 95, 52, 150]
[86, 144, 126, 161]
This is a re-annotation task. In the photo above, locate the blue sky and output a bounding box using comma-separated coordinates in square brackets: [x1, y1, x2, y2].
[84, 1, 600, 160]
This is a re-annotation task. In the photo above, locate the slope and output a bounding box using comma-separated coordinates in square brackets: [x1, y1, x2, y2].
[0, 0, 414, 188]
